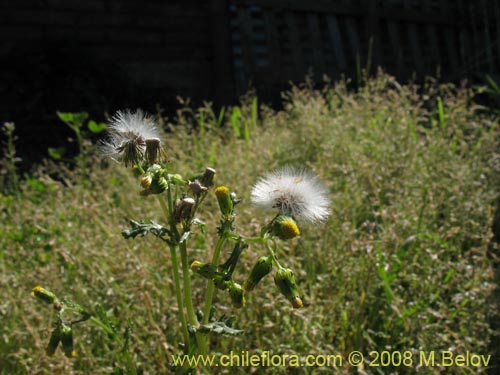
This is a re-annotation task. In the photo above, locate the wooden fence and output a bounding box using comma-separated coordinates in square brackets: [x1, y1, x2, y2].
[220, 0, 500, 101]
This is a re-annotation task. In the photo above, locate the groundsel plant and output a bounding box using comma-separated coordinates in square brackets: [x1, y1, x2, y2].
[32, 109, 331, 370]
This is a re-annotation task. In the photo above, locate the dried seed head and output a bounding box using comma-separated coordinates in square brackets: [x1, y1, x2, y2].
[173, 197, 196, 223]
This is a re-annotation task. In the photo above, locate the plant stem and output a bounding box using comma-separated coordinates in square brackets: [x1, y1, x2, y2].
[157, 195, 190, 353]
[265, 240, 283, 270]
[199, 234, 227, 354]
[179, 234, 213, 358]
[89, 316, 123, 346]
[179, 239, 198, 328]
[169, 244, 190, 353]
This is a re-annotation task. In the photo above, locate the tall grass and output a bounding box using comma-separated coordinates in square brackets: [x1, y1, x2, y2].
[1, 72, 499, 374]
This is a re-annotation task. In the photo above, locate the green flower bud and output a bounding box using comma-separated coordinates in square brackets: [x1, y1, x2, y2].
[274, 268, 303, 308]
[243, 256, 273, 292]
[140, 174, 152, 189]
[213, 275, 231, 290]
[149, 177, 168, 195]
[191, 260, 217, 279]
[215, 186, 233, 217]
[140, 164, 168, 195]
[270, 216, 300, 240]
[61, 324, 75, 358]
[46, 326, 61, 356]
[169, 174, 186, 185]
[228, 281, 245, 308]
[148, 164, 163, 177]
[32, 286, 57, 305]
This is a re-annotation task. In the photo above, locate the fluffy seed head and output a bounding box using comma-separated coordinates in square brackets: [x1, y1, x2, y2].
[100, 109, 160, 167]
[251, 166, 330, 223]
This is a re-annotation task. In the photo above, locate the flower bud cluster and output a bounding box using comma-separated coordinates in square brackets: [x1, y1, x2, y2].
[32, 286, 89, 358]
[140, 164, 168, 196]
[191, 260, 246, 308]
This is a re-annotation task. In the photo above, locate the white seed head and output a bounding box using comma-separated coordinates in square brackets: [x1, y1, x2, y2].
[100, 109, 160, 166]
[251, 166, 330, 223]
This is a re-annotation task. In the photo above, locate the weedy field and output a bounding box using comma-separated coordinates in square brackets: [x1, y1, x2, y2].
[1, 73, 499, 374]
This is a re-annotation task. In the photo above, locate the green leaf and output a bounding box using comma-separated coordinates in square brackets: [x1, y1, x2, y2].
[230, 107, 242, 137]
[121, 220, 170, 241]
[72, 112, 89, 124]
[88, 120, 107, 133]
[443, 268, 455, 284]
[48, 147, 66, 160]
[251, 96, 258, 127]
[57, 111, 88, 126]
[216, 106, 226, 127]
[26, 178, 47, 192]
[56, 111, 74, 123]
[198, 316, 243, 336]
[485, 74, 500, 95]
[437, 97, 445, 129]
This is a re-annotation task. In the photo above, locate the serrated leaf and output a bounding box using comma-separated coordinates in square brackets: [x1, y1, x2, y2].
[88, 120, 107, 133]
[48, 147, 66, 160]
[122, 220, 170, 241]
[198, 320, 243, 336]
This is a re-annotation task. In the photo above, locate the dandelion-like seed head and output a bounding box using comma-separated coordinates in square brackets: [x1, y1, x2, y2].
[100, 109, 161, 167]
[251, 166, 330, 223]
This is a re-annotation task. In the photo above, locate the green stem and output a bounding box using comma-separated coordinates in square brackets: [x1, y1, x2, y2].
[157, 195, 190, 353]
[89, 316, 136, 375]
[199, 233, 228, 354]
[265, 240, 284, 270]
[169, 244, 190, 353]
[179, 238, 198, 328]
[89, 316, 124, 347]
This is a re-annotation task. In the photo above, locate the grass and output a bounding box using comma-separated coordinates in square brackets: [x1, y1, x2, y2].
[1, 72, 499, 374]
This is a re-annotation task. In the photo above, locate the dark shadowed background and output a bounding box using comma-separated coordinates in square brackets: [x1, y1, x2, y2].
[1, 0, 499, 168]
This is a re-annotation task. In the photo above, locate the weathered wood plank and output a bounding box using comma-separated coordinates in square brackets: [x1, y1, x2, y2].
[408, 23, 424, 76]
[345, 17, 361, 69]
[326, 15, 347, 71]
[284, 11, 305, 79]
[495, 0, 500, 63]
[307, 12, 326, 76]
[481, 0, 494, 73]
[232, 0, 459, 26]
[468, 2, 481, 69]
[263, 9, 283, 81]
[210, 0, 234, 103]
[363, 0, 380, 73]
[421, 0, 441, 72]
[387, 21, 404, 78]
[404, 0, 424, 76]
[444, 27, 459, 74]
[237, 5, 256, 79]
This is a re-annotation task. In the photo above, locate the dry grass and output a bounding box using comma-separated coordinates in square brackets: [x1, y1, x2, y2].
[1, 72, 499, 374]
